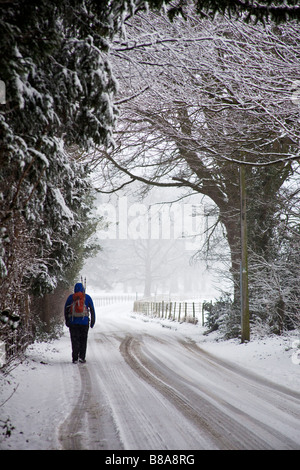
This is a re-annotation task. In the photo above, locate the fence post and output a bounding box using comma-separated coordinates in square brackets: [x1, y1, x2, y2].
[133, 299, 205, 326]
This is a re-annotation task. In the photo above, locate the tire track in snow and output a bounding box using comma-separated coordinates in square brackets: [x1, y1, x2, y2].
[58, 313, 300, 450]
[179, 340, 300, 448]
[120, 335, 235, 450]
[58, 361, 122, 450]
[90, 332, 209, 449]
[59, 364, 91, 450]
[59, 329, 216, 450]
[120, 334, 300, 450]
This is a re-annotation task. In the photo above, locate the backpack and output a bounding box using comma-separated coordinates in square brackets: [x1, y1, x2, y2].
[71, 291, 88, 317]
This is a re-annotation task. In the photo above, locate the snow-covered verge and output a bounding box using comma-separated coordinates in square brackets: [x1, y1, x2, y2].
[0, 331, 77, 450]
[0, 304, 299, 450]
[199, 329, 300, 393]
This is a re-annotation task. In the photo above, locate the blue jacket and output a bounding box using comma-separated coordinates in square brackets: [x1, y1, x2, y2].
[64, 283, 96, 328]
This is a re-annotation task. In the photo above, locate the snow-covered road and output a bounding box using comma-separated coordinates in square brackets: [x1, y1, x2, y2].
[1, 303, 300, 450]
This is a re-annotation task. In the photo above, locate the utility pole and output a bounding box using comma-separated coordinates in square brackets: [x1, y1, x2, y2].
[240, 163, 250, 343]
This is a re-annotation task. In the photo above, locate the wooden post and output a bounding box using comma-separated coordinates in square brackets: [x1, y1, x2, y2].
[240, 163, 250, 343]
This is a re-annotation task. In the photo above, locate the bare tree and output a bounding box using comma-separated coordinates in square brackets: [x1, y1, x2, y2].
[93, 4, 300, 306]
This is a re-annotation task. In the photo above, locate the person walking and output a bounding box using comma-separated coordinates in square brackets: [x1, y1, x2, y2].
[64, 282, 96, 363]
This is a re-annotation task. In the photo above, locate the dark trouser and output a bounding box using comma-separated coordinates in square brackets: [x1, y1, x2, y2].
[69, 325, 89, 361]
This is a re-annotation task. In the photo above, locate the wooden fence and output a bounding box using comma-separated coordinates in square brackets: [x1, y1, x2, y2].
[133, 300, 205, 326]
[93, 294, 137, 307]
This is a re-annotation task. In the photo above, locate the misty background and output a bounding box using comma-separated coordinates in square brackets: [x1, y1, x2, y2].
[81, 183, 231, 300]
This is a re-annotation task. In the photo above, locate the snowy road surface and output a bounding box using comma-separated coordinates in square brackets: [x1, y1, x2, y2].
[1, 303, 300, 450]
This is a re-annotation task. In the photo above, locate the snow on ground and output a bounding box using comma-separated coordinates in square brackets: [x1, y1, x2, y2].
[131, 309, 300, 394]
[0, 331, 77, 449]
[0, 302, 299, 450]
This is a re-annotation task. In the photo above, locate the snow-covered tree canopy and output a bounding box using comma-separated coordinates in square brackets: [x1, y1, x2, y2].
[0, 0, 119, 297]
[1, 0, 299, 352]
[191, 0, 300, 24]
[2, 0, 201, 354]
[0, 1, 165, 306]
[92, 2, 300, 331]
[0, 0, 178, 354]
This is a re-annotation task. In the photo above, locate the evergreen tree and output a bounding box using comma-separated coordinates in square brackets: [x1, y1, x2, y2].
[0, 0, 134, 351]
